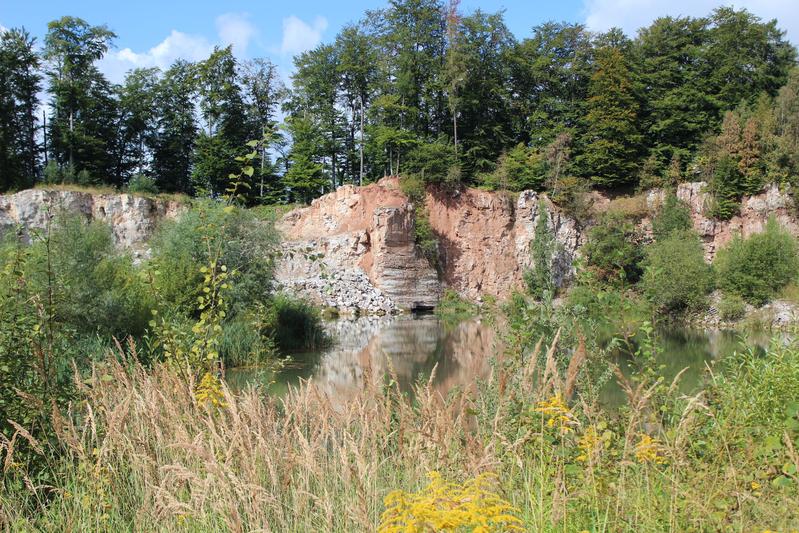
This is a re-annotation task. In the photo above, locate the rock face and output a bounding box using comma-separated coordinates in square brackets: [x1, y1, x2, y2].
[647, 182, 798, 261]
[0, 189, 183, 256]
[427, 187, 582, 301]
[274, 179, 441, 313]
[5, 179, 798, 314]
[275, 177, 583, 309]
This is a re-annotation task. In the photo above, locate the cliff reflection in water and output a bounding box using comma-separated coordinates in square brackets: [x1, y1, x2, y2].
[228, 315, 499, 400]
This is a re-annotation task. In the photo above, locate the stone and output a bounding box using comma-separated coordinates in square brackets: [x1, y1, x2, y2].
[0, 189, 184, 255]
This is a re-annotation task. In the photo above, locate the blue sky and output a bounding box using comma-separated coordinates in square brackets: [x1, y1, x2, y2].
[1, 0, 796, 83]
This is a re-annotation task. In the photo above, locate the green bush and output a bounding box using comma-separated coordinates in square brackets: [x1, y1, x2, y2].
[267, 294, 328, 352]
[583, 214, 643, 285]
[714, 217, 799, 305]
[404, 137, 457, 184]
[524, 203, 557, 298]
[652, 193, 692, 241]
[718, 293, 746, 321]
[484, 143, 547, 191]
[400, 176, 439, 268]
[127, 174, 159, 195]
[24, 214, 152, 338]
[550, 175, 593, 223]
[708, 155, 742, 220]
[149, 202, 278, 316]
[642, 229, 713, 313]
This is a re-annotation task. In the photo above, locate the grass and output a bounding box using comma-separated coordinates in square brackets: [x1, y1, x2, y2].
[595, 193, 650, 220]
[31, 183, 192, 204]
[2, 332, 798, 532]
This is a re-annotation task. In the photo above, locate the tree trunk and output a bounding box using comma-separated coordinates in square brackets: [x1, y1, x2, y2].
[359, 95, 365, 185]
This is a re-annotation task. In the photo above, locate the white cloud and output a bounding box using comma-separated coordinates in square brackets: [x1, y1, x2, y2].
[583, 0, 798, 45]
[280, 15, 327, 56]
[98, 29, 213, 83]
[216, 12, 257, 54]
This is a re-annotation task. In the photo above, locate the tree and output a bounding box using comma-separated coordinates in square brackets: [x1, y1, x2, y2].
[0, 28, 41, 191]
[240, 58, 284, 199]
[508, 22, 592, 147]
[452, 10, 515, 175]
[578, 46, 642, 187]
[116, 67, 159, 181]
[444, 0, 465, 158]
[706, 7, 796, 110]
[44, 16, 118, 184]
[378, 0, 447, 138]
[151, 60, 197, 194]
[635, 16, 715, 164]
[283, 116, 327, 203]
[291, 44, 343, 188]
[193, 47, 250, 195]
[336, 26, 377, 185]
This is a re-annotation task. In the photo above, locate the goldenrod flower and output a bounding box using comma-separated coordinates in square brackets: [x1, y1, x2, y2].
[195, 372, 227, 408]
[534, 393, 578, 434]
[577, 425, 603, 463]
[634, 434, 667, 465]
[379, 471, 523, 532]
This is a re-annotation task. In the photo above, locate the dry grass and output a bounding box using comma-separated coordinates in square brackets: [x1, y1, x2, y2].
[31, 183, 192, 204]
[2, 335, 798, 532]
[599, 194, 651, 220]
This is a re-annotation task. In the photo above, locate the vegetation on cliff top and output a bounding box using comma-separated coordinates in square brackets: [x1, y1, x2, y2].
[2, 5, 798, 219]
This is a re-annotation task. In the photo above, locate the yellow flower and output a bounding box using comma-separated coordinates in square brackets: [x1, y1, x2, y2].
[195, 372, 227, 408]
[634, 434, 667, 465]
[379, 471, 523, 532]
[750, 481, 761, 491]
[577, 425, 603, 463]
[534, 393, 578, 434]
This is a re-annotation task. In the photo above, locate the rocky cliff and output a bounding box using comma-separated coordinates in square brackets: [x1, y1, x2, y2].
[274, 177, 583, 310]
[0, 188, 183, 258]
[647, 182, 798, 261]
[274, 179, 441, 314]
[276, 178, 799, 313]
[2, 180, 796, 315]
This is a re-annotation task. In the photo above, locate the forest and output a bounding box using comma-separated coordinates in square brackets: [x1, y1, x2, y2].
[1, 2, 798, 214]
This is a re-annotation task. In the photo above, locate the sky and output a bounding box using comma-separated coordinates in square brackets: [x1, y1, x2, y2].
[0, 0, 797, 84]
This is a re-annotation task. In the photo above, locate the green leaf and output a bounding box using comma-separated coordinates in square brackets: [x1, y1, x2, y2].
[243, 166, 254, 177]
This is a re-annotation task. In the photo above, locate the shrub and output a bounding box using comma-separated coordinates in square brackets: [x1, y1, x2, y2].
[400, 176, 439, 268]
[127, 174, 159, 195]
[718, 293, 746, 321]
[484, 143, 547, 191]
[149, 202, 278, 316]
[714, 217, 799, 305]
[652, 193, 692, 241]
[524, 203, 557, 298]
[404, 137, 457, 184]
[550, 175, 593, 223]
[25, 214, 152, 338]
[583, 214, 644, 285]
[642, 229, 713, 313]
[267, 294, 328, 352]
[708, 155, 743, 220]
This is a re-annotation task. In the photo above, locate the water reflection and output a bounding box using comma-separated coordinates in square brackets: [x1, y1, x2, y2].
[226, 315, 498, 401]
[227, 317, 786, 408]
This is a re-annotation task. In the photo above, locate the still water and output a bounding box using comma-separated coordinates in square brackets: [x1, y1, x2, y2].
[226, 314, 777, 404]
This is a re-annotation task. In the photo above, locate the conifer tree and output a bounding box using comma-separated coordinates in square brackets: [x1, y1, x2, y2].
[578, 46, 642, 187]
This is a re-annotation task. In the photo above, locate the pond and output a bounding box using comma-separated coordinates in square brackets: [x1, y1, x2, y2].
[226, 314, 780, 405]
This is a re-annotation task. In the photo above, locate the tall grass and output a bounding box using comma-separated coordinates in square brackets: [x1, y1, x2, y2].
[1, 335, 798, 532]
